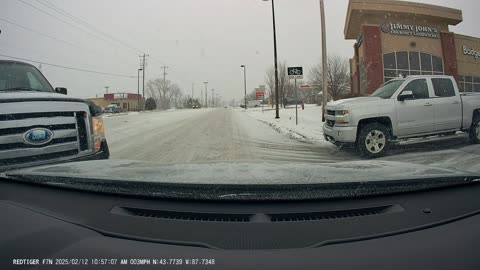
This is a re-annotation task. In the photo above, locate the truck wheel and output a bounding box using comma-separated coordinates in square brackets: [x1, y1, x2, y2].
[469, 116, 480, 144]
[357, 123, 390, 158]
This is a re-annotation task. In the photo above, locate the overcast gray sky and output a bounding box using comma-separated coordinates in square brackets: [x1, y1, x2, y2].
[1, 0, 479, 101]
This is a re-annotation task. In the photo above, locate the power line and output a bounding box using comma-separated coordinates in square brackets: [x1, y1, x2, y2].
[36, 0, 145, 54]
[16, 0, 140, 55]
[0, 18, 86, 50]
[0, 53, 136, 78]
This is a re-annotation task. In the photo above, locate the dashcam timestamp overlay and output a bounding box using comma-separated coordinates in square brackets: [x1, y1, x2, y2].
[12, 258, 216, 266]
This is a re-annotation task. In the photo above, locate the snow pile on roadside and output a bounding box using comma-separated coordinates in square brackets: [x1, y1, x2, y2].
[241, 104, 331, 146]
[102, 111, 140, 119]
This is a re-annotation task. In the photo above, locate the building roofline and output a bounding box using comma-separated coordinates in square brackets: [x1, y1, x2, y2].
[345, 0, 463, 39]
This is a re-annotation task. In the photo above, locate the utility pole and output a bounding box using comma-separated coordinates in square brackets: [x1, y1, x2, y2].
[320, 0, 328, 122]
[203, 81, 208, 108]
[192, 83, 194, 99]
[241, 65, 247, 109]
[105, 86, 109, 94]
[263, 0, 280, 119]
[161, 66, 169, 86]
[211, 89, 215, 107]
[137, 68, 142, 111]
[140, 54, 149, 111]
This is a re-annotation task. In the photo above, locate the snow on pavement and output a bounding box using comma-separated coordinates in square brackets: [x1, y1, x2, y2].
[241, 104, 331, 146]
[240, 104, 480, 174]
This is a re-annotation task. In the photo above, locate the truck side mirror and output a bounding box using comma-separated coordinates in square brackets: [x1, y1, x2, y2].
[55, 87, 68, 95]
[398, 90, 414, 101]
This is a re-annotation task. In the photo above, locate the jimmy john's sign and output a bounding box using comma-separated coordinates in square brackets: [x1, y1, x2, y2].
[381, 23, 439, 39]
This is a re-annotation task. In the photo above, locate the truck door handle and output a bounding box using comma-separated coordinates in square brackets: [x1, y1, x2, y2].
[424, 103, 432, 106]
[453, 100, 460, 104]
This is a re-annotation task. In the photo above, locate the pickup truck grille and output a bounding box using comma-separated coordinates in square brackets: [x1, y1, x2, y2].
[327, 110, 336, 116]
[0, 111, 90, 167]
[326, 120, 335, 127]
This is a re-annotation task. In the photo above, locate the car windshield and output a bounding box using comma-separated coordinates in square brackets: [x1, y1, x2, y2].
[0, 62, 54, 92]
[371, 80, 405, 99]
[1, 0, 480, 199]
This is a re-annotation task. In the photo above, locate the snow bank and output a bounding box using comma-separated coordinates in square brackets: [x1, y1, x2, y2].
[240, 104, 331, 146]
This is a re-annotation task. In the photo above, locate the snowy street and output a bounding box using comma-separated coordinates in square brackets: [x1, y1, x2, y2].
[104, 108, 356, 164]
[104, 106, 480, 174]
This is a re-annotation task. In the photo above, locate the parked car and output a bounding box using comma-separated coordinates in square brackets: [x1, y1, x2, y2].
[323, 75, 480, 158]
[106, 104, 121, 113]
[0, 60, 110, 171]
[284, 99, 303, 107]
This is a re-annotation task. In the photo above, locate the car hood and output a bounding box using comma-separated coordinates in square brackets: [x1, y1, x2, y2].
[0, 91, 86, 103]
[3, 159, 475, 185]
[327, 96, 382, 109]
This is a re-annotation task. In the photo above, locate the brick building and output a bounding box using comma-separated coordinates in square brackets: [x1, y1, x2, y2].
[88, 93, 145, 112]
[346, 0, 480, 96]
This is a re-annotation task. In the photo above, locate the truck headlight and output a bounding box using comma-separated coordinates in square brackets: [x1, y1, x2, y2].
[92, 116, 105, 151]
[336, 110, 349, 116]
[335, 110, 350, 125]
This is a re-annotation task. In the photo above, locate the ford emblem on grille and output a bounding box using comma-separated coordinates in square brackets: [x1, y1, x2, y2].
[23, 128, 54, 146]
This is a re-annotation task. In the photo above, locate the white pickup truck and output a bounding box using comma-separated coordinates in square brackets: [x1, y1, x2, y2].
[0, 60, 110, 171]
[323, 75, 480, 158]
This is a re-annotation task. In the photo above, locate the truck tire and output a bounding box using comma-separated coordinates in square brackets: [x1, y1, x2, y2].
[357, 123, 391, 158]
[469, 115, 480, 144]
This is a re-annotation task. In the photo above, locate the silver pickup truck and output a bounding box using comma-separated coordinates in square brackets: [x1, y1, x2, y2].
[0, 60, 109, 171]
[323, 75, 480, 158]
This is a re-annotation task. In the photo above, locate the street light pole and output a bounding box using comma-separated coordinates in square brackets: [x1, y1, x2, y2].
[320, 0, 328, 122]
[211, 89, 215, 107]
[263, 0, 280, 119]
[203, 81, 208, 108]
[137, 68, 142, 111]
[241, 65, 247, 109]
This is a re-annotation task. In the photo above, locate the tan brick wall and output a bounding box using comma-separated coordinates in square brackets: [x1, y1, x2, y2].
[454, 34, 480, 76]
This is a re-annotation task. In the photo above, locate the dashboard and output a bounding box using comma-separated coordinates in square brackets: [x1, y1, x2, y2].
[1, 178, 480, 269]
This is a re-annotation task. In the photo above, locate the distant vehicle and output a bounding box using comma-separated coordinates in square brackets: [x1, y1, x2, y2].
[324, 75, 480, 158]
[192, 105, 200, 109]
[224, 106, 228, 108]
[284, 99, 303, 107]
[106, 104, 121, 113]
[247, 100, 261, 108]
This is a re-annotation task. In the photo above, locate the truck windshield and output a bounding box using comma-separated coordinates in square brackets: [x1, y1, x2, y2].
[0, 62, 54, 92]
[371, 80, 405, 99]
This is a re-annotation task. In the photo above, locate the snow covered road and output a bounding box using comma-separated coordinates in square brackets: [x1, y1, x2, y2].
[103, 107, 480, 175]
[104, 108, 356, 163]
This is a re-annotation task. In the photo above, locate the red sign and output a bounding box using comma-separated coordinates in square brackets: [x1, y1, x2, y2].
[256, 91, 264, 100]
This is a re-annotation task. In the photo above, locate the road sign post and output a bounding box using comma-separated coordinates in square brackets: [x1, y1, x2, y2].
[288, 67, 303, 125]
[295, 78, 298, 125]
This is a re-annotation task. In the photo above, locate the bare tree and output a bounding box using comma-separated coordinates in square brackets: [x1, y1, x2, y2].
[265, 61, 290, 107]
[309, 54, 350, 101]
[146, 78, 184, 110]
[146, 78, 162, 108]
[170, 84, 183, 108]
[265, 68, 275, 108]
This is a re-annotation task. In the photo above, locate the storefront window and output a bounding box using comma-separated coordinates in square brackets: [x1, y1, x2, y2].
[420, 53, 432, 71]
[383, 51, 444, 82]
[397, 52, 408, 70]
[383, 53, 396, 69]
[360, 63, 367, 94]
[409, 52, 420, 70]
[459, 75, 480, 92]
[432, 56, 443, 72]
